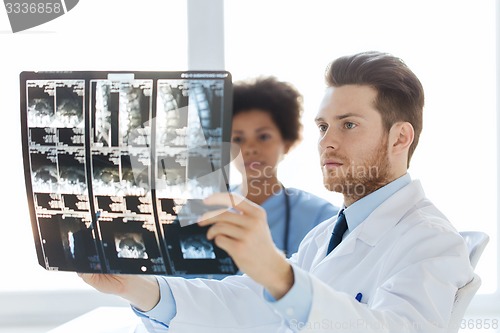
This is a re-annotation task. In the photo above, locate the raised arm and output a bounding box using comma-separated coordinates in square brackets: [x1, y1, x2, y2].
[78, 273, 160, 312]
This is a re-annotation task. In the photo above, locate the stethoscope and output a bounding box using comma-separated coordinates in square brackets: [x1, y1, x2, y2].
[282, 185, 292, 257]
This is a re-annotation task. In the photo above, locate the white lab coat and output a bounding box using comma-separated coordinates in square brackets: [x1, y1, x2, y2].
[144, 180, 473, 333]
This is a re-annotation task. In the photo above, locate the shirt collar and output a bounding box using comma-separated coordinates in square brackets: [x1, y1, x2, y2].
[343, 173, 412, 234]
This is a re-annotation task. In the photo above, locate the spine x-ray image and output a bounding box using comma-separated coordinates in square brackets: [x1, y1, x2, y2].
[21, 71, 237, 276]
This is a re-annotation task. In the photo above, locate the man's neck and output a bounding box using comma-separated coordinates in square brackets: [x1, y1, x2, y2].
[343, 171, 407, 207]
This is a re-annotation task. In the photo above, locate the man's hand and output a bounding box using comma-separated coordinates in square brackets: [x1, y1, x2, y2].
[78, 273, 160, 312]
[198, 192, 294, 299]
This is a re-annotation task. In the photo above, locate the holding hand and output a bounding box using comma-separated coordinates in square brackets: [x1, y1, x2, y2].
[78, 273, 160, 312]
[198, 192, 294, 299]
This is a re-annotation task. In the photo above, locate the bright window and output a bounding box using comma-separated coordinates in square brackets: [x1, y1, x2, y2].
[0, 0, 188, 292]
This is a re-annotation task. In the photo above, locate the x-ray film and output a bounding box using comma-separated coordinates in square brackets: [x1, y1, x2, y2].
[21, 71, 238, 276]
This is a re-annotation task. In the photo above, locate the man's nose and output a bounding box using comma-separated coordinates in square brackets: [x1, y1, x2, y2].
[318, 129, 338, 151]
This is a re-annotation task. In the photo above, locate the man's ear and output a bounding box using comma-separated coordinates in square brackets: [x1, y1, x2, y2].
[389, 122, 414, 154]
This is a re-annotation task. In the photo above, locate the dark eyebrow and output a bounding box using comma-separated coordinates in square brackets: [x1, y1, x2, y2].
[232, 126, 273, 133]
[314, 116, 324, 124]
[255, 126, 273, 132]
[315, 113, 364, 123]
[337, 113, 363, 120]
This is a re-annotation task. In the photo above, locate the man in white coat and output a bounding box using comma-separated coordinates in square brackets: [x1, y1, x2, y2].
[80, 51, 474, 332]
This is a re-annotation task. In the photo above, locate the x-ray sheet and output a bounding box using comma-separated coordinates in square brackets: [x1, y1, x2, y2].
[20, 71, 237, 276]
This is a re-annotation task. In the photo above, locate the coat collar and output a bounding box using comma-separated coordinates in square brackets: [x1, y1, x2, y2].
[313, 180, 426, 262]
[354, 180, 426, 246]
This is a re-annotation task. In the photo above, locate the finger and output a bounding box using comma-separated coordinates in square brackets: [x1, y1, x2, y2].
[77, 272, 92, 281]
[212, 234, 238, 254]
[197, 207, 233, 222]
[206, 221, 246, 241]
[203, 192, 244, 208]
[198, 209, 247, 228]
[204, 192, 264, 218]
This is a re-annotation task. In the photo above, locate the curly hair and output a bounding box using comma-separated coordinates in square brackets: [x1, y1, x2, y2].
[232, 76, 303, 145]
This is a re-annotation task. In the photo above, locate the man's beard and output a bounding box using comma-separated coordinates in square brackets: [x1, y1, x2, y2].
[321, 137, 391, 202]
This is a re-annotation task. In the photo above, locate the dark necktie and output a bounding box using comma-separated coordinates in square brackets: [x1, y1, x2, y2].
[326, 210, 348, 255]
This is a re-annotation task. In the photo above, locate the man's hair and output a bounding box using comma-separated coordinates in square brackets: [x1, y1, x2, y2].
[325, 51, 424, 167]
[232, 76, 303, 145]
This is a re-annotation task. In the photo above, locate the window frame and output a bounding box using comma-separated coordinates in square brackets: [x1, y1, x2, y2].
[0, 0, 216, 327]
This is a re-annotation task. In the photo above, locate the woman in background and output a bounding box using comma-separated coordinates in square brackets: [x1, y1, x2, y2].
[231, 76, 339, 257]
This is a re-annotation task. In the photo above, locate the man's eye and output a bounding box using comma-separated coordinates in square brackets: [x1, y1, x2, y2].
[318, 124, 328, 132]
[344, 122, 356, 129]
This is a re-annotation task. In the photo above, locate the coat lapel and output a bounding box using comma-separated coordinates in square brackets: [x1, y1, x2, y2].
[309, 180, 426, 273]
